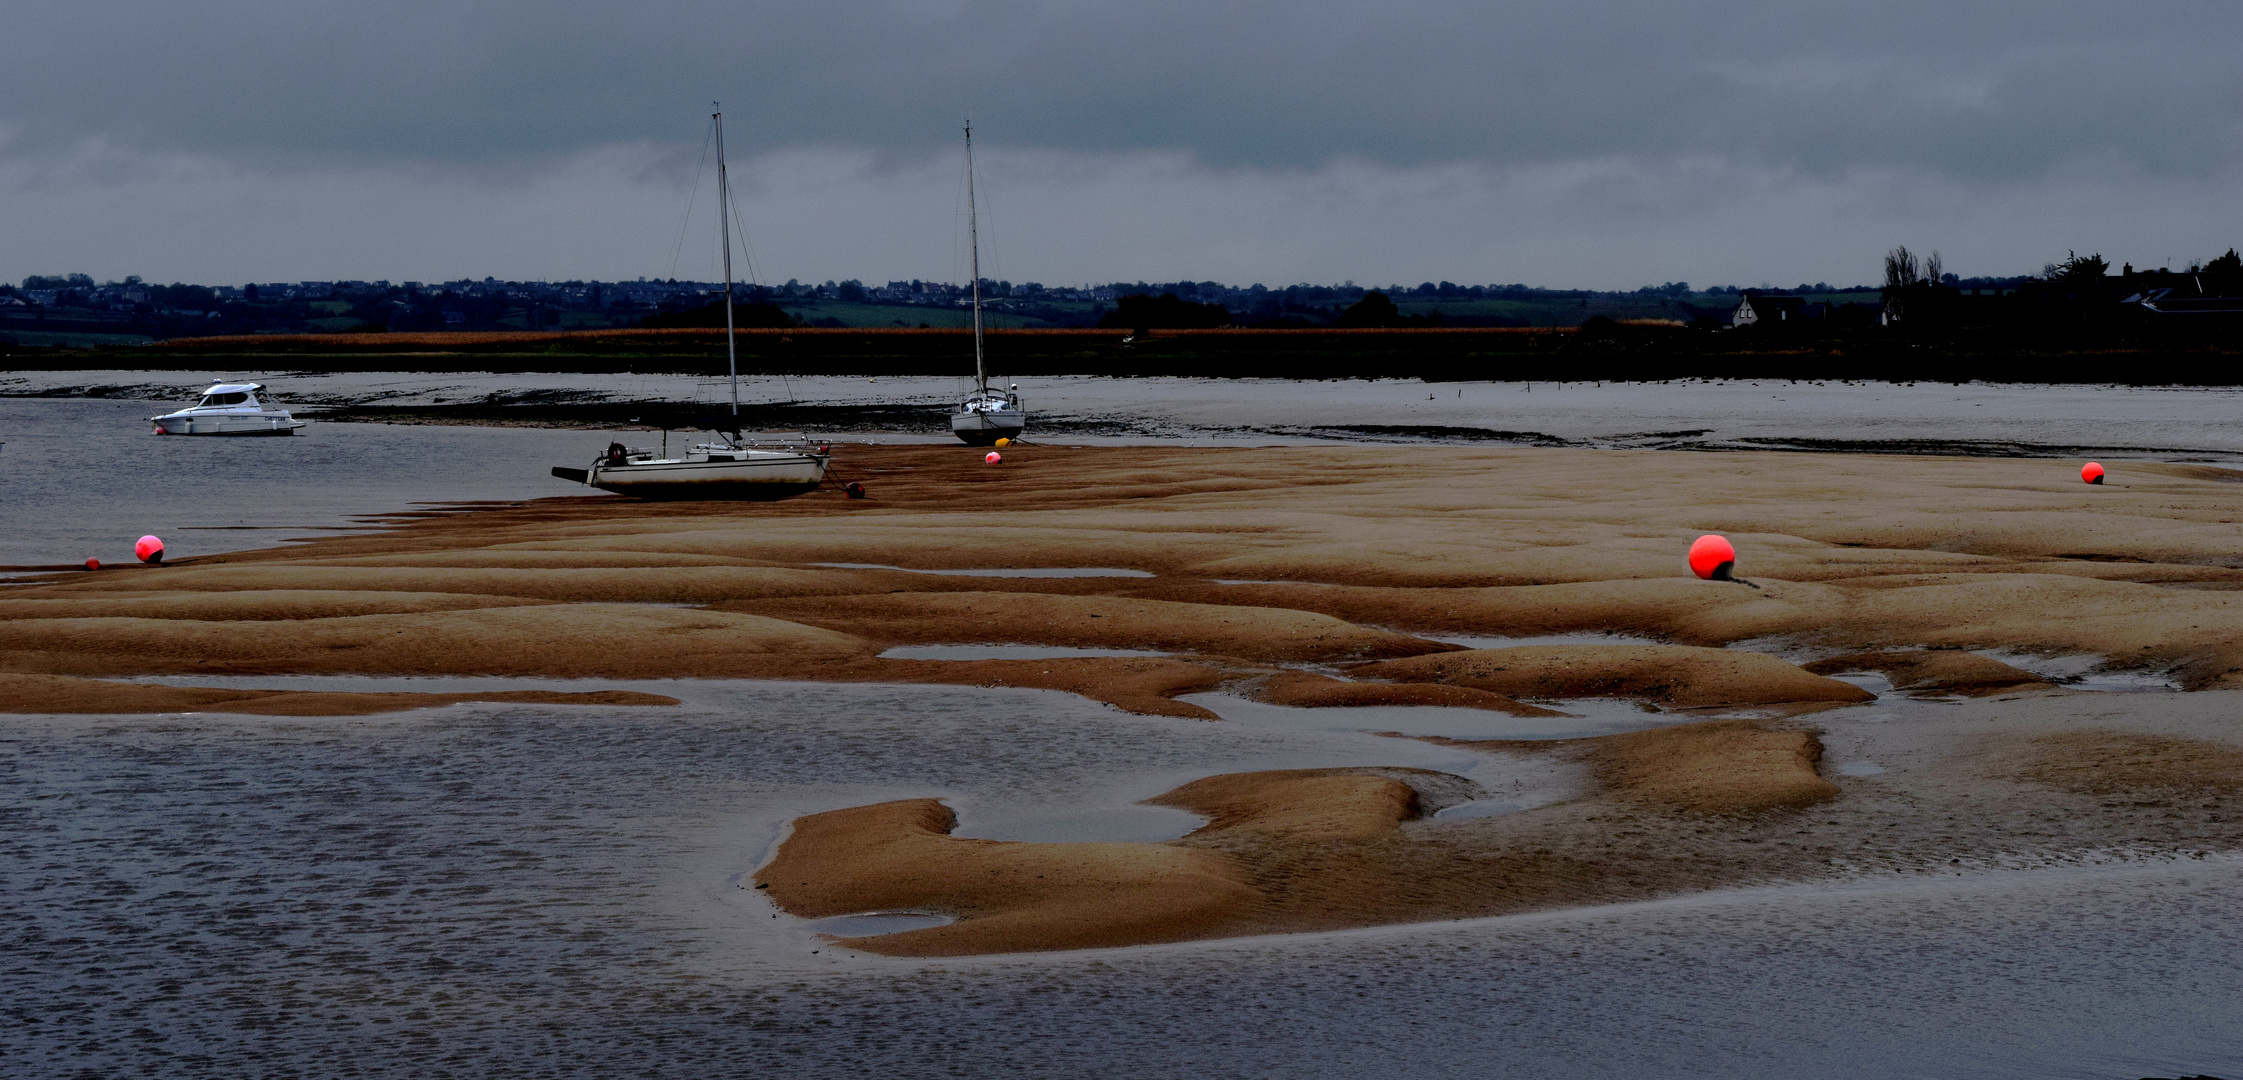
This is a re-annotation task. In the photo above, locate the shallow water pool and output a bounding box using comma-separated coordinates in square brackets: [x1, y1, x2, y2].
[811, 562, 1155, 578]
[879, 644, 1175, 661]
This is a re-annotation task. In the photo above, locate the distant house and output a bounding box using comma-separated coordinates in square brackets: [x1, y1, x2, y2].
[1730, 293, 1805, 327]
[2125, 287, 2243, 317]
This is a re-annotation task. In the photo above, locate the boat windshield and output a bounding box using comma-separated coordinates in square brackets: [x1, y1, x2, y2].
[197, 392, 251, 407]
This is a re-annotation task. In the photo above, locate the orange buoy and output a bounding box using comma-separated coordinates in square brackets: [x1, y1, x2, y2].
[1688, 533, 1736, 581]
[2081, 461, 2104, 485]
[985, 451, 1002, 464]
[84, 557, 100, 571]
[135, 535, 165, 564]
[995, 437, 1012, 448]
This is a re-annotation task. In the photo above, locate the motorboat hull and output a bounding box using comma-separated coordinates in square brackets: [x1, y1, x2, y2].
[151, 412, 307, 436]
[951, 406, 1025, 445]
[557, 452, 829, 501]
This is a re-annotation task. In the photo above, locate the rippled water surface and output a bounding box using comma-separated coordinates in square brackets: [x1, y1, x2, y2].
[6, 679, 2241, 1078]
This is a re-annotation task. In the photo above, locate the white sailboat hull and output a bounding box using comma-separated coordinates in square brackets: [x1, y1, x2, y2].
[950, 406, 1025, 445]
[556, 451, 828, 500]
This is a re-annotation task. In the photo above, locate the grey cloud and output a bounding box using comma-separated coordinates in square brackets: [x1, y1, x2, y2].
[4, 0, 2239, 182]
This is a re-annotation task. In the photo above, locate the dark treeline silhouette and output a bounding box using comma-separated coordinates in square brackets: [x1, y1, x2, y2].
[16, 243, 2243, 385]
[638, 298, 802, 330]
[1096, 292, 1234, 330]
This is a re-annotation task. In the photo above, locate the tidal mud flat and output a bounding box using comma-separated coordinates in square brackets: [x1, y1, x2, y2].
[6, 442, 2242, 969]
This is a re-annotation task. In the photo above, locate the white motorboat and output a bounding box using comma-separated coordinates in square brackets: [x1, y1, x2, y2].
[150, 383, 308, 436]
[949, 121, 1027, 446]
[551, 104, 830, 501]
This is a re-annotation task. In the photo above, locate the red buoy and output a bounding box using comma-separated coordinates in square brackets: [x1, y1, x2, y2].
[2081, 461, 2104, 485]
[844, 482, 866, 499]
[1688, 534, 1736, 581]
[84, 558, 101, 571]
[985, 451, 1002, 464]
[135, 535, 165, 564]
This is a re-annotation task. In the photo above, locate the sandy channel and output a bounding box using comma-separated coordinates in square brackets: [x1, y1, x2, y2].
[4, 443, 2240, 954]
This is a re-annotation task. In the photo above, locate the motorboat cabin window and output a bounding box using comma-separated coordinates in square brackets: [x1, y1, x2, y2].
[199, 392, 250, 407]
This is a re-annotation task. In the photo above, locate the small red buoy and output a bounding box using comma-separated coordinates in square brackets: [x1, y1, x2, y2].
[2081, 461, 2104, 485]
[844, 482, 866, 499]
[84, 558, 101, 571]
[1688, 534, 1736, 581]
[135, 535, 165, 564]
[985, 451, 1002, 464]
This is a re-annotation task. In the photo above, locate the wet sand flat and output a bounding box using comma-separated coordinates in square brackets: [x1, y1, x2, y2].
[7, 442, 2243, 953]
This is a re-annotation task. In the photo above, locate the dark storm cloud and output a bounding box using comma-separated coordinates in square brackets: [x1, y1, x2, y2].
[5, 0, 2239, 180]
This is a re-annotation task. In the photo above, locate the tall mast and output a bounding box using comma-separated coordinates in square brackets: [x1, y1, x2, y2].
[965, 121, 986, 394]
[715, 103, 739, 420]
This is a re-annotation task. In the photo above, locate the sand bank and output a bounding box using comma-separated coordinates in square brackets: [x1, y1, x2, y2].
[1356, 644, 1873, 709]
[1803, 649, 2051, 696]
[16, 444, 2243, 696]
[9, 443, 2243, 952]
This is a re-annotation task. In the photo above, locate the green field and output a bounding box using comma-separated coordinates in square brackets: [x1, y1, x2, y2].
[777, 300, 1071, 329]
[1, 330, 157, 348]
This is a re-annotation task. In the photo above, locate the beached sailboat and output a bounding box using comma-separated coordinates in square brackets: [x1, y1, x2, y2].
[949, 122, 1026, 446]
[551, 105, 829, 500]
[150, 382, 308, 436]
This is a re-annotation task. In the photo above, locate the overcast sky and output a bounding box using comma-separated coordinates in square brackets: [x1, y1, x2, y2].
[4, 1, 2239, 288]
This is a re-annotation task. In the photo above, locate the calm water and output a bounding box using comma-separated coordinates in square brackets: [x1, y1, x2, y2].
[4, 680, 2239, 1078]
[0, 397, 621, 567]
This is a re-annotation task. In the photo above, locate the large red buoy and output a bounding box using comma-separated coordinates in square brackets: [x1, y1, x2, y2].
[985, 451, 1002, 465]
[1688, 534, 1736, 581]
[135, 535, 165, 564]
[2081, 461, 2104, 485]
[84, 558, 101, 571]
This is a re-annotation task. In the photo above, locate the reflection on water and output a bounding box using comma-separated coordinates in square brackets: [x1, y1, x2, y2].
[1181, 692, 1686, 740]
[1972, 649, 2183, 692]
[880, 644, 1174, 661]
[812, 562, 1155, 578]
[1425, 632, 1669, 649]
[950, 799, 1207, 843]
[1432, 799, 1525, 821]
[807, 911, 956, 937]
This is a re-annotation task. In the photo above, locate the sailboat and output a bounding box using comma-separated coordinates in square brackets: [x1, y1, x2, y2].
[949, 121, 1026, 446]
[551, 105, 830, 500]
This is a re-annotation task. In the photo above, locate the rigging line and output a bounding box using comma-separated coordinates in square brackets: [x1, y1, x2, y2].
[668, 119, 716, 280]
[718, 161, 788, 403]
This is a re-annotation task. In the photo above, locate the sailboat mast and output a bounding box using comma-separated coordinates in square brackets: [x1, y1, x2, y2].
[715, 104, 739, 420]
[965, 121, 986, 394]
